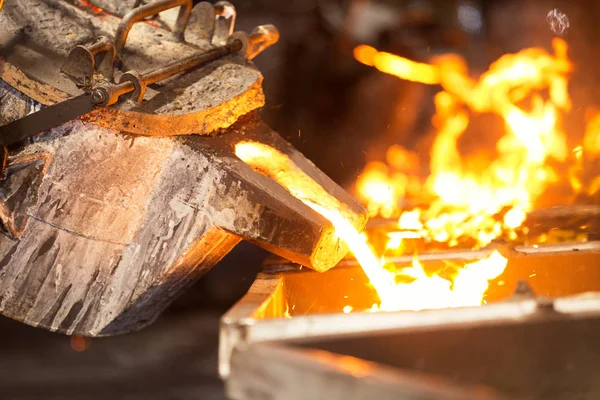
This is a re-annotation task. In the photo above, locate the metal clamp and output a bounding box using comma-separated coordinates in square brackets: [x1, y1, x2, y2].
[114, 0, 193, 64]
[61, 36, 116, 88]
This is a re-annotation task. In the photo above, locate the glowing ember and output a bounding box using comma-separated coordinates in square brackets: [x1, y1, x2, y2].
[235, 142, 507, 311]
[355, 39, 575, 249]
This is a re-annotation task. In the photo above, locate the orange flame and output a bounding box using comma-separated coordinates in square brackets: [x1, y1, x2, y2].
[355, 39, 573, 248]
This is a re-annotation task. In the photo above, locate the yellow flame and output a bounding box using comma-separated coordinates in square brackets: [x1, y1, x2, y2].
[236, 141, 507, 311]
[354, 39, 573, 248]
[355, 162, 405, 218]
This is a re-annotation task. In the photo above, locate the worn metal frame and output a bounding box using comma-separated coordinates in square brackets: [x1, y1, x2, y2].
[220, 241, 600, 399]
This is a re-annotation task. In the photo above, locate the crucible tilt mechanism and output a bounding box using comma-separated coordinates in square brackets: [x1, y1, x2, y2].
[0, 0, 367, 336]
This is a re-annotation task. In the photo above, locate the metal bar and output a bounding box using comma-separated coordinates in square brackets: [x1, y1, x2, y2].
[0, 39, 242, 146]
[0, 94, 97, 146]
[245, 25, 280, 60]
[85, 37, 114, 55]
[114, 0, 193, 62]
[143, 39, 241, 84]
[263, 241, 600, 273]
[97, 39, 242, 105]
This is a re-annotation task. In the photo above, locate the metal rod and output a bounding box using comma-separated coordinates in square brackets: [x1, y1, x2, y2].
[86, 37, 114, 55]
[95, 39, 242, 106]
[144, 39, 241, 84]
[114, 0, 193, 62]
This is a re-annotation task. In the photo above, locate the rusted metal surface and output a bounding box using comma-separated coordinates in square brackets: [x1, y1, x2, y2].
[221, 244, 600, 399]
[0, 0, 271, 136]
[296, 309, 600, 400]
[0, 77, 365, 336]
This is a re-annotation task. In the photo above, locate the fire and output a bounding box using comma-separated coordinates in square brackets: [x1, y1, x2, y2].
[355, 39, 573, 249]
[235, 39, 598, 312]
[371, 251, 507, 311]
[235, 141, 507, 311]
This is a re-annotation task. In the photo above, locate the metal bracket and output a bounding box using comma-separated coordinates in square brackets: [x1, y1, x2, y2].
[61, 36, 116, 89]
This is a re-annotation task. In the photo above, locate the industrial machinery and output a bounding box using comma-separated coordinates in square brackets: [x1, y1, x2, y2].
[0, 0, 366, 336]
[4, 2, 600, 400]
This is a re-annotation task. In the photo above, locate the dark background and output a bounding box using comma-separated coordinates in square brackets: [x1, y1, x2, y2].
[3, 0, 600, 398]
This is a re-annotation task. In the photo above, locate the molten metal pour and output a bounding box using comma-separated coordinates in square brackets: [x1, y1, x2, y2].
[234, 38, 600, 313]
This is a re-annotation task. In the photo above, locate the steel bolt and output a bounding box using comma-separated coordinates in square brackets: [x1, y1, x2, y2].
[91, 88, 107, 105]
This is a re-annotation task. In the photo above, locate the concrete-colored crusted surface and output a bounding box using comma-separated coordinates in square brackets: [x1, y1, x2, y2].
[0, 82, 364, 336]
[0, 82, 264, 335]
[1, 0, 211, 65]
[0, 0, 265, 136]
[0, 82, 41, 125]
[151, 62, 262, 116]
[0, 0, 94, 57]
[89, 0, 150, 16]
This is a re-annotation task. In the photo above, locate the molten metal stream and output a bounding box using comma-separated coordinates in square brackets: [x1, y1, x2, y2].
[235, 142, 508, 311]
